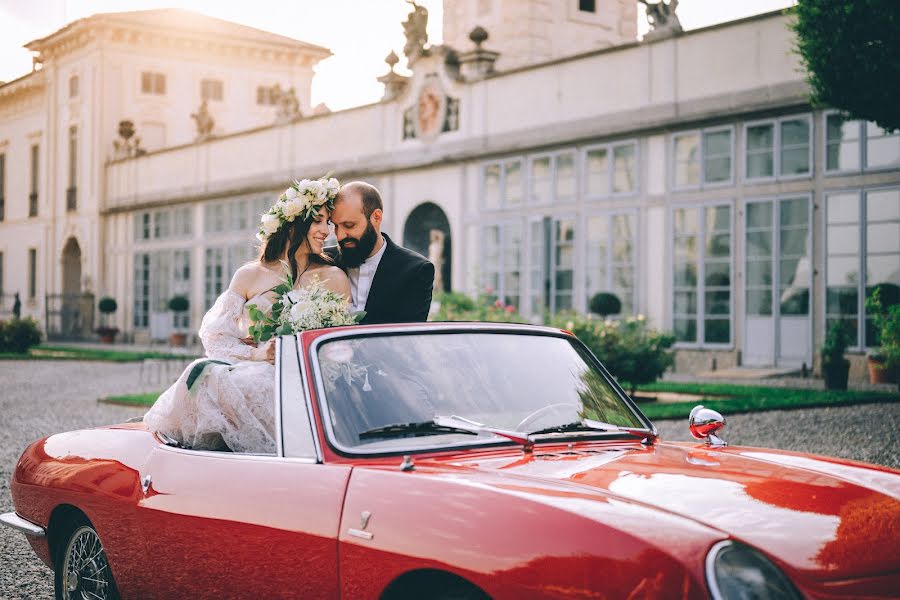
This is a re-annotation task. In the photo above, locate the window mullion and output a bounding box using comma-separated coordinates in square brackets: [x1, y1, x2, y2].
[858, 193, 867, 349]
[698, 206, 706, 345]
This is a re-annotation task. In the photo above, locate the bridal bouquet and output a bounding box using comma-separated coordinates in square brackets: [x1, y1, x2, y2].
[247, 265, 364, 343]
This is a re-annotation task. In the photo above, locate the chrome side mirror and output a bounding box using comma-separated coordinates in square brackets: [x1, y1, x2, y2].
[689, 405, 727, 447]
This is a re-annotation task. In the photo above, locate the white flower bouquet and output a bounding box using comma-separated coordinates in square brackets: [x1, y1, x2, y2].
[247, 264, 364, 343]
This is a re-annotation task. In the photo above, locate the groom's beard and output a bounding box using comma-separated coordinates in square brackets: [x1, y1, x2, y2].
[339, 220, 379, 268]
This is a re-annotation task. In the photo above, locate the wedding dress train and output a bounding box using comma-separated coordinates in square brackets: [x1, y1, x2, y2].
[144, 289, 277, 454]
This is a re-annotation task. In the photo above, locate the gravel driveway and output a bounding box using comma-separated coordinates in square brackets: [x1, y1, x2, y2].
[1, 359, 898, 599]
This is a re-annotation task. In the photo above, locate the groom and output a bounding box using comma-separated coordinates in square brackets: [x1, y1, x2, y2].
[331, 181, 435, 324]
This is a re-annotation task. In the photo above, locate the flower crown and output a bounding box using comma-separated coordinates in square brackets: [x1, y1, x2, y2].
[256, 176, 340, 243]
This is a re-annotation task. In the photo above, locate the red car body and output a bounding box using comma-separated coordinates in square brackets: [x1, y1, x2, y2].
[6, 323, 900, 599]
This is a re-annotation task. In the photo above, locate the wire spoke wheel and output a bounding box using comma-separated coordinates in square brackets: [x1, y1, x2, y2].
[59, 525, 115, 600]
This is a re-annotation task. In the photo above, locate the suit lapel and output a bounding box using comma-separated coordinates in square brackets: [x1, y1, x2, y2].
[363, 235, 395, 312]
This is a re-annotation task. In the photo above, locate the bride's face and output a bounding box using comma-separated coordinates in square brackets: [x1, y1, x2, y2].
[305, 209, 331, 254]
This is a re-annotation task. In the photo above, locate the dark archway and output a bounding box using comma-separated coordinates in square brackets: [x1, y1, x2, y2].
[60, 237, 83, 337]
[403, 202, 451, 293]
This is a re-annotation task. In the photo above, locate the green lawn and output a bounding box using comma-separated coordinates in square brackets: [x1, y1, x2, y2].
[103, 381, 899, 417]
[0, 345, 197, 363]
[635, 381, 898, 420]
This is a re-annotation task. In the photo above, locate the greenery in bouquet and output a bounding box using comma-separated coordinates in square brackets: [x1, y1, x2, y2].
[431, 290, 528, 323]
[247, 264, 364, 343]
[548, 312, 675, 396]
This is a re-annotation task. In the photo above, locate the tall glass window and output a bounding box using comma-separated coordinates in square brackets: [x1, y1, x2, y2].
[584, 141, 637, 197]
[529, 156, 552, 204]
[29, 144, 39, 217]
[28, 248, 37, 300]
[133, 253, 150, 328]
[482, 163, 501, 210]
[555, 152, 576, 203]
[673, 133, 700, 187]
[482, 160, 523, 210]
[673, 128, 732, 189]
[865, 123, 900, 170]
[826, 114, 862, 172]
[553, 219, 575, 311]
[672, 205, 732, 344]
[586, 212, 636, 315]
[826, 187, 900, 348]
[745, 115, 812, 180]
[481, 222, 523, 309]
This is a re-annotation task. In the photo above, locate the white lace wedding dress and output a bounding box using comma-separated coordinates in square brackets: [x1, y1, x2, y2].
[144, 289, 277, 454]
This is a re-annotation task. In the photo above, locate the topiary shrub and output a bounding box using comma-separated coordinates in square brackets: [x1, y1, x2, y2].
[98, 297, 118, 314]
[549, 312, 675, 396]
[0, 318, 43, 354]
[589, 292, 622, 317]
[821, 321, 851, 390]
[168, 295, 189, 313]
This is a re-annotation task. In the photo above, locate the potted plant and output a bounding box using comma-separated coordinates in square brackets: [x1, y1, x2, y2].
[95, 297, 119, 343]
[820, 321, 850, 391]
[865, 286, 900, 386]
[168, 295, 190, 347]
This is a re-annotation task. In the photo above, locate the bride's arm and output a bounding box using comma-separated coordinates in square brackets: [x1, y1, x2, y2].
[199, 265, 271, 362]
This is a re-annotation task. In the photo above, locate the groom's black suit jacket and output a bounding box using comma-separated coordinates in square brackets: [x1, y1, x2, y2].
[351, 233, 435, 325]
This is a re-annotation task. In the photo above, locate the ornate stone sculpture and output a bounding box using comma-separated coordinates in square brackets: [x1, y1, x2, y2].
[429, 229, 445, 294]
[402, 1, 429, 61]
[274, 85, 301, 123]
[639, 0, 683, 40]
[112, 119, 144, 159]
[191, 100, 215, 141]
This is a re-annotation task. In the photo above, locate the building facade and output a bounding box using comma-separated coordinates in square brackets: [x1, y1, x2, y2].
[1, 2, 898, 380]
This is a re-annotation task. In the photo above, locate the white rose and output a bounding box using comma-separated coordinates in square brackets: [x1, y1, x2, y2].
[285, 290, 302, 304]
[261, 213, 281, 235]
[255, 231, 266, 242]
[284, 187, 299, 200]
[281, 198, 302, 219]
[326, 178, 339, 193]
[296, 179, 312, 195]
[308, 180, 327, 201]
[290, 300, 315, 321]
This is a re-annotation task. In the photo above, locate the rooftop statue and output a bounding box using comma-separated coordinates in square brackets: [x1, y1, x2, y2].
[402, 1, 429, 61]
[191, 100, 215, 141]
[639, 0, 683, 40]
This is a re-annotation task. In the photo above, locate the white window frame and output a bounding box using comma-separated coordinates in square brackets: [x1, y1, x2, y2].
[669, 201, 735, 349]
[140, 70, 166, 96]
[824, 110, 900, 175]
[584, 209, 640, 317]
[582, 139, 640, 199]
[479, 219, 525, 309]
[479, 158, 525, 212]
[527, 151, 575, 206]
[824, 185, 900, 350]
[743, 114, 814, 182]
[671, 126, 734, 191]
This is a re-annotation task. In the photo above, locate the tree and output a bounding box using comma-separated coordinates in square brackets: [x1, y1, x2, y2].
[792, 0, 900, 132]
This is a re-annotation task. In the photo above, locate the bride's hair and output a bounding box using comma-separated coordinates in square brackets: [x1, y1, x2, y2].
[258, 215, 331, 281]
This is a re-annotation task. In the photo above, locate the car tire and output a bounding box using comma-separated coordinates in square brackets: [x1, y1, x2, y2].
[54, 518, 121, 600]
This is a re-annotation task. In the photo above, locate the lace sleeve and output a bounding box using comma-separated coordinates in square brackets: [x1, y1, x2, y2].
[198, 289, 255, 362]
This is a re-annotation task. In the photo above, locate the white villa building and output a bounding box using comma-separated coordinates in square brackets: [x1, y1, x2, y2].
[0, 1, 898, 381]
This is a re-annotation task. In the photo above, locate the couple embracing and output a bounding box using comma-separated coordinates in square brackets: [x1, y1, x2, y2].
[143, 179, 435, 454]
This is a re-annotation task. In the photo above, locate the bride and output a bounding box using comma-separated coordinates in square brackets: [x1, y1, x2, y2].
[144, 177, 350, 454]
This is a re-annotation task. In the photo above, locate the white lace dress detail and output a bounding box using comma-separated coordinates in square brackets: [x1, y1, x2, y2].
[143, 289, 277, 454]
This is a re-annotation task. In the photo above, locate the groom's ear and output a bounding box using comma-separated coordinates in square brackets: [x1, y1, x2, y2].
[370, 208, 383, 227]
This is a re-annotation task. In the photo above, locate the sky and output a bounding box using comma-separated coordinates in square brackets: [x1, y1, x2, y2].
[0, 0, 794, 111]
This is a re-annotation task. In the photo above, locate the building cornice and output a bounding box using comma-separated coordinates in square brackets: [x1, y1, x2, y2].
[25, 10, 331, 67]
[0, 70, 46, 109]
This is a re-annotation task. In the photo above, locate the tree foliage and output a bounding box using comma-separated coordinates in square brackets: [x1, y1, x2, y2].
[792, 0, 900, 132]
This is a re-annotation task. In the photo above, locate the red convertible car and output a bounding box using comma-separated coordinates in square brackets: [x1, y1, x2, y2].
[3, 323, 900, 599]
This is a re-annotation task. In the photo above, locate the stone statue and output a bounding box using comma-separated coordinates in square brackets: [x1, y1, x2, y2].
[191, 100, 215, 141]
[12, 292, 21, 319]
[274, 85, 302, 123]
[402, 1, 429, 60]
[112, 119, 144, 159]
[428, 229, 445, 294]
[639, 0, 683, 39]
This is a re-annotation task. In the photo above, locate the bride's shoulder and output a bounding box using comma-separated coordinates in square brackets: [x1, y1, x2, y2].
[228, 261, 268, 296]
[313, 265, 348, 281]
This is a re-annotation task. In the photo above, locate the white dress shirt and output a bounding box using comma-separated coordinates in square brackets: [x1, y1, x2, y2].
[348, 235, 387, 312]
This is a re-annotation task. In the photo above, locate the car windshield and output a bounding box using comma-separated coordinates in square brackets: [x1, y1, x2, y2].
[314, 331, 647, 453]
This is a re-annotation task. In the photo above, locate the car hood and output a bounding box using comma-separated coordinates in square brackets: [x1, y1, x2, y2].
[432, 440, 900, 581]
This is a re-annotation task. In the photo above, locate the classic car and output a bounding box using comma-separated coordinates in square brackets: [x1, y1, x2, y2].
[3, 323, 900, 600]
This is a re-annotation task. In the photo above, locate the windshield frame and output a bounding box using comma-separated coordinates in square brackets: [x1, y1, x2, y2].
[307, 323, 656, 458]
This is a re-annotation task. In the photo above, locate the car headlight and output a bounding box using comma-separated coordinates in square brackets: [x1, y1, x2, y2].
[706, 540, 801, 600]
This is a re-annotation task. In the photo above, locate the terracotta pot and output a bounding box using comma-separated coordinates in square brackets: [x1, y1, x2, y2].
[169, 332, 187, 347]
[867, 356, 897, 384]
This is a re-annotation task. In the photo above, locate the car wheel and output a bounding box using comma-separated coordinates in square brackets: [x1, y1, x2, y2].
[54, 519, 121, 600]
